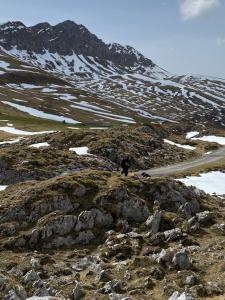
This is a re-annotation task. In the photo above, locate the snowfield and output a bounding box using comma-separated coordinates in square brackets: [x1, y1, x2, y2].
[70, 103, 135, 123]
[2, 101, 80, 124]
[191, 135, 225, 146]
[178, 171, 225, 196]
[0, 126, 55, 136]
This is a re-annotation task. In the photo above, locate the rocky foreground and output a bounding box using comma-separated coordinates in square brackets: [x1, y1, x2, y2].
[0, 169, 225, 300]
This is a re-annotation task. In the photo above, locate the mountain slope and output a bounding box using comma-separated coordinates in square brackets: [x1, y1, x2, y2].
[0, 21, 225, 129]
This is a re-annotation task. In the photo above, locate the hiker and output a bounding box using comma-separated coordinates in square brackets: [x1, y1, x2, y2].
[121, 156, 131, 176]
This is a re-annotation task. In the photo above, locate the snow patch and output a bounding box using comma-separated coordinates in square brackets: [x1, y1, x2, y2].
[29, 142, 50, 148]
[191, 135, 225, 146]
[41, 88, 57, 93]
[164, 139, 195, 150]
[0, 185, 7, 191]
[178, 171, 225, 196]
[186, 131, 199, 139]
[69, 146, 89, 155]
[0, 137, 21, 145]
[0, 126, 55, 136]
[70, 104, 135, 123]
[2, 101, 80, 124]
[21, 84, 43, 89]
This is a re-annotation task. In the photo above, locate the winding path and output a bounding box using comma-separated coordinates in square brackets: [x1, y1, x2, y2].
[137, 146, 225, 177]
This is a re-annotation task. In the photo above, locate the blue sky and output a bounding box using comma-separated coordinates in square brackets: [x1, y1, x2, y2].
[1, 0, 224, 78]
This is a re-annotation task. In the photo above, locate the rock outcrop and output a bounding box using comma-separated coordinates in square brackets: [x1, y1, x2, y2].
[0, 169, 222, 299]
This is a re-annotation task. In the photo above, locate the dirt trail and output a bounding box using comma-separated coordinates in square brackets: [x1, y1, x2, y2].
[137, 146, 225, 177]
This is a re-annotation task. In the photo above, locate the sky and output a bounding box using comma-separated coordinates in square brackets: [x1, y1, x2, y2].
[0, 0, 224, 78]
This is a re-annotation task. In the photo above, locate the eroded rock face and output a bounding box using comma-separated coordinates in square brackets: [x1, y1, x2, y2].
[0, 170, 207, 251]
[75, 209, 113, 231]
[164, 228, 185, 242]
[172, 249, 191, 270]
[117, 196, 150, 222]
[146, 210, 164, 233]
[0, 170, 221, 299]
[72, 281, 85, 299]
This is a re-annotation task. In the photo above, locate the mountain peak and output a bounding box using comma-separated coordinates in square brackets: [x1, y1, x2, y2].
[30, 22, 51, 31]
[0, 20, 155, 69]
[56, 20, 78, 27]
[0, 21, 25, 30]
[108, 43, 155, 68]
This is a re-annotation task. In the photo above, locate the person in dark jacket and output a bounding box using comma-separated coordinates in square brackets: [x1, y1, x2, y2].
[121, 156, 131, 176]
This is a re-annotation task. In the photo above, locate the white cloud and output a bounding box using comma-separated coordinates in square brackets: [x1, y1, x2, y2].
[179, 0, 220, 21]
[217, 37, 225, 46]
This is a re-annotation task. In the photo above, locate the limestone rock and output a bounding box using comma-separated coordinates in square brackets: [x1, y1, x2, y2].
[41, 215, 77, 239]
[15, 285, 27, 300]
[154, 248, 175, 266]
[187, 217, 200, 233]
[72, 281, 85, 299]
[109, 293, 130, 300]
[146, 210, 164, 233]
[31, 257, 41, 270]
[168, 291, 195, 300]
[149, 232, 165, 246]
[180, 199, 200, 219]
[74, 230, 95, 245]
[23, 270, 40, 283]
[196, 211, 214, 224]
[102, 280, 123, 294]
[211, 223, 225, 235]
[172, 249, 191, 270]
[164, 228, 185, 242]
[98, 269, 112, 282]
[0, 273, 8, 290]
[73, 184, 86, 197]
[185, 275, 198, 286]
[4, 289, 21, 300]
[150, 266, 165, 280]
[206, 281, 223, 296]
[75, 209, 113, 231]
[33, 286, 50, 297]
[118, 196, 150, 222]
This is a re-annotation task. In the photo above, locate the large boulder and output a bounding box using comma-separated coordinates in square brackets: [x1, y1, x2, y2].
[118, 196, 150, 222]
[72, 281, 85, 299]
[172, 249, 191, 270]
[146, 210, 164, 233]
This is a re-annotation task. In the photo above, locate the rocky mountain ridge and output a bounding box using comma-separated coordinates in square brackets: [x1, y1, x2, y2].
[0, 20, 225, 129]
[0, 20, 155, 69]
